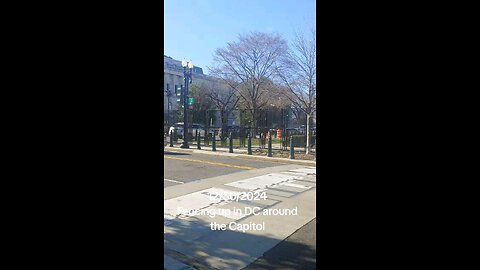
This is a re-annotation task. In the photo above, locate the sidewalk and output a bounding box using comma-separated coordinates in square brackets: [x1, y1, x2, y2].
[164, 165, 316, 270]
[164, 145, 317, 166]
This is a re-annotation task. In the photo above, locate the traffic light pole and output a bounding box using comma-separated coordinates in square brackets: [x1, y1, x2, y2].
[180, 66, 192, 149]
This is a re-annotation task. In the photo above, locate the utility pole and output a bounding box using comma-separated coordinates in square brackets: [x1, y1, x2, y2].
[180, 59, 194, 148]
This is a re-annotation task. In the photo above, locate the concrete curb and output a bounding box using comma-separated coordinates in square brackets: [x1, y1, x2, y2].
[164, 147, 316, 166]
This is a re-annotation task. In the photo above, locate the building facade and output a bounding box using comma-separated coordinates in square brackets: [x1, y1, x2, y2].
[164, 55, 206, 114]
[164, 55, 243, 129]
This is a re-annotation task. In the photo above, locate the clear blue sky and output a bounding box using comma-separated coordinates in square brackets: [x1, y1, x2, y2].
[164, 0, 316, 75]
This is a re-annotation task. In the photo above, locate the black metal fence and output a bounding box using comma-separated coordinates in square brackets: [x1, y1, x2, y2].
[164, 109, 316, 150]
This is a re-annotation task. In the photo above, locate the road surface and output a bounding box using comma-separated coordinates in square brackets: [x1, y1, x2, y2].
[164, 150, 316, 269]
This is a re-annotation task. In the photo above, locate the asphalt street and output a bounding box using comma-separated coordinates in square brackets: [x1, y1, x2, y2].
[164, 150, 317, 269]
[164, 150, 286, 188]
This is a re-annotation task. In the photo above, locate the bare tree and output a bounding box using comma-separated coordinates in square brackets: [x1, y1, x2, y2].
[195, 78, 239, 140]
[210, 32, 288, 136]
[189, 82, 214, 125]
[276, 27, 316, 154]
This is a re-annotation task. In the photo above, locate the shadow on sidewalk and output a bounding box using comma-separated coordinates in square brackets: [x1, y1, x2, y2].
[164, 215, 316, 270]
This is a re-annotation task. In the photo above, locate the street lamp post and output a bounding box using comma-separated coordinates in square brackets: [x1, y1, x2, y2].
[180, 59, 194, 148]
[165, 85, 171, 128]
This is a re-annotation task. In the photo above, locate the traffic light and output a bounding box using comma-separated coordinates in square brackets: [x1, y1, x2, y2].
[176, 85, 183, 103]
[165, 84, 171, 96]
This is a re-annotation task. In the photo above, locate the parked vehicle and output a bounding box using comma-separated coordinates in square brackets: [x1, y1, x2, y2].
[169, 122, 206, 139]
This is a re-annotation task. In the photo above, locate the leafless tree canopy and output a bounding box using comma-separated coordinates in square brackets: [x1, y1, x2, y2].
[194, 79, 239, 138]
[195, 79, 239, 113]
[200, 29, 316, 148]
[210, 32, 289, 127]
[275, 27, 316, 153]
[276, 27, 316, 116]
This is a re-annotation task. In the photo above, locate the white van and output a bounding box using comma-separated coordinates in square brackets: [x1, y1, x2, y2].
[169, 123, 206, 139]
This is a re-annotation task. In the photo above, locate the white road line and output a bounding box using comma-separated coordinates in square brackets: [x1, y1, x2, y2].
[164, 179, 185, 184]
[225, 173, 298, 190]
[164, 187, 241, 218]
[289, 168, 316, 174]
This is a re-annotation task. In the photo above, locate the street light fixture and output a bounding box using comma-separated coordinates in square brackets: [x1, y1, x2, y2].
[180, 59, 194, 148]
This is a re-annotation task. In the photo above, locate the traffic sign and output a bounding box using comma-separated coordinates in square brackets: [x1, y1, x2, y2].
[188, 97, 194, 105]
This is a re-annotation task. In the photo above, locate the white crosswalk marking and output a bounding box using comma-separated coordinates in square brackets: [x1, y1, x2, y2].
[224, 173, 293, 190]
[164, 167, 316, 227]
[164, 166, 316, 270]
[164, 187, 241, 218]
[288, 168, 316, 174]
[224, 171, 314, 191]
[279, 182, 311, 189]
[164, 179, 185, 184]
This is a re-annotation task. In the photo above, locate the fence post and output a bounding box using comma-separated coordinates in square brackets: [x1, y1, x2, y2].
[267, 131, 272, 157]
[229, 132, 233, 153]
[197, 132, 201, 150]
[289, 135, 295, 159]
[247, 133, 252, 155]
[169, 130, 174, 147]
[212, 131, 216, 151]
